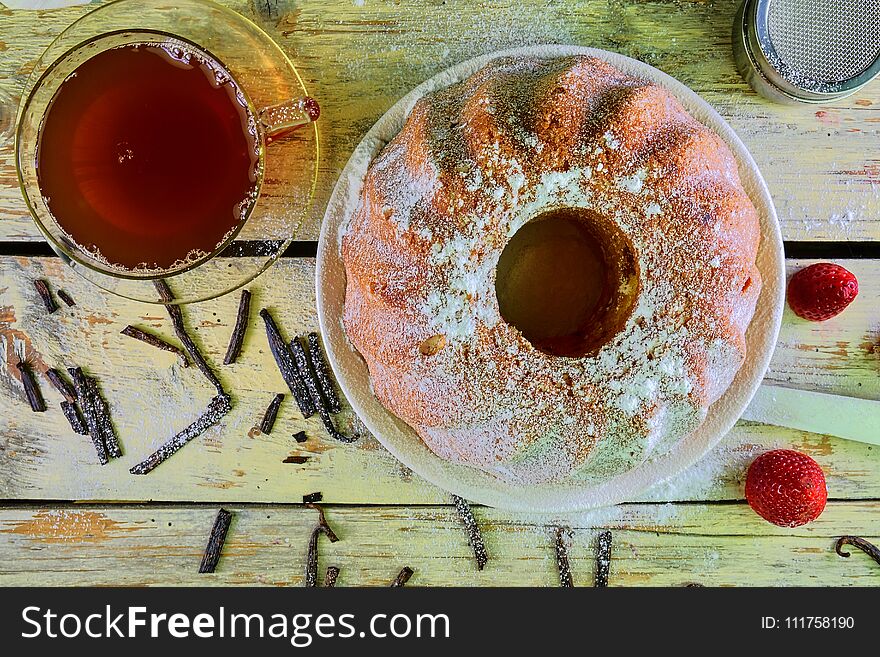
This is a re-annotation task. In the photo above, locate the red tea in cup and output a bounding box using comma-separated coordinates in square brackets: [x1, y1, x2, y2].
[36, 40, 261, 272]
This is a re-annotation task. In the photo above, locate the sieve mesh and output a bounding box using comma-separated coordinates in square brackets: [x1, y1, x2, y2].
[767, 0, 880, 83]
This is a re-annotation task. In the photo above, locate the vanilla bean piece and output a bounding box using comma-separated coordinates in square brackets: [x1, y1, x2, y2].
[15, 360, 46, 412]
[259, 393, 284, 434]
[223, 289, 251, 365]
[307, 332, 341, 413]
[69, 367, 109, 465]
[44, 368, 76, 403]
[452, 495, 488, 570]
[60, 401, 88, 435]
[259, 309, 314, 418]
[836, 536, 880, 567]
[390, 567, 414, 587]
[303, 492, 322, 504]
[33, 279, 57, 314]
[595, 530, 612, 587]
[199, 508, 233, 573]
[289, 336, 311, 383]
[323, 566, 340, 587]
[317, 404, 355, 443]
[130, 394, 231, 474]
[293, 431, 308, 443]
[65, 369, 119, 458]
[290, 337, 355, 443]
[57, 289, 76, 307]
[154, 280, 224, 395]
[86, 375, 121, 458]
[121, 325, 188, 367]
[555, 527, 573, 587]
[305, 504, 339, 587]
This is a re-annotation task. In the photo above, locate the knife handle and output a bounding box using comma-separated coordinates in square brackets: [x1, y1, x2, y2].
[742, 384, 880, 446]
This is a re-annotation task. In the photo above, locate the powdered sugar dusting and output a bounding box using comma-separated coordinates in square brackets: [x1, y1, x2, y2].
[644, 438, 772, 502]
[616, 168, 647, 194]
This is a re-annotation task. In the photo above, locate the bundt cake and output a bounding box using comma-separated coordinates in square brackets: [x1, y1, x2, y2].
[341, 55, 761, 484]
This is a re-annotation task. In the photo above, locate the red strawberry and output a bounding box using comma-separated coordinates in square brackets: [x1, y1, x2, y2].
[787, 263, 858, 321]
[745, 450, 827, 527]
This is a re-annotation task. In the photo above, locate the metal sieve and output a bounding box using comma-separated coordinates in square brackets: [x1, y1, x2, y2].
[733, 0, 880, 103]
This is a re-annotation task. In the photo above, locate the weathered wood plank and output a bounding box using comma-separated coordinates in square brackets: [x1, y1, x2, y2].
[0, 502, 877, 586]
[1, 256, 878, 503]
[768, 260, 880, 401]
[1, 0, 879, 242]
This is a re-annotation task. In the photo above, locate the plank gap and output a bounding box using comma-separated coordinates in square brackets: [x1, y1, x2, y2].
[2, 241, 880, 260]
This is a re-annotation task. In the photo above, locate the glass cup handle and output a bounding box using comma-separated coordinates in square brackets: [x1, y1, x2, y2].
[259, 96, 320, 142]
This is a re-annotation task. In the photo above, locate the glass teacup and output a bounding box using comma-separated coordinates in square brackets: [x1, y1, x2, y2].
[16, 0, 319, 304]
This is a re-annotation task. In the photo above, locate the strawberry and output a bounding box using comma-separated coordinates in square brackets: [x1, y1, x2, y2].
[787, 263, 858, 321]
[745, 449, 827, 527]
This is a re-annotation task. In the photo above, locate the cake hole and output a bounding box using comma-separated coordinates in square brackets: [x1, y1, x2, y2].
[495, 207, 639, 357]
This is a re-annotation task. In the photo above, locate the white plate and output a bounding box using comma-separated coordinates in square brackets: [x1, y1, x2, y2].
[316, 45, 785, 513]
